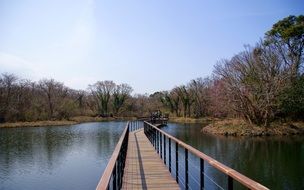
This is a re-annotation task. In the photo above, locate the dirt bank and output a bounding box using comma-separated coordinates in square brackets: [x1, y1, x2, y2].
[0, 116, 135, 128]
[202, 119, 304, 136]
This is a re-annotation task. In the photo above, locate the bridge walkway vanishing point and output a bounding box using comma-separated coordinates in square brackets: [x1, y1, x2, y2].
[96, 120, 270, 190]
[121, 129, 179, 189]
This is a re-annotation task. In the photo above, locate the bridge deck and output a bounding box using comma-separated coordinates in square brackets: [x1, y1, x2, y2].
[122, 129, 179, 190]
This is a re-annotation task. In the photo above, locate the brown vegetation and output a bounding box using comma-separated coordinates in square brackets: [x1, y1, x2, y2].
[0, 15, 303, 134]
[202, 119, 304, 136]
[0, 116, 133, 128]
[160, 15, 304, 130]
[169, 117, 214, 124]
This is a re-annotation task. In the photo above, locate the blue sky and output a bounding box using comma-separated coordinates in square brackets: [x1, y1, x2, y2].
[0, 0, 303, 94]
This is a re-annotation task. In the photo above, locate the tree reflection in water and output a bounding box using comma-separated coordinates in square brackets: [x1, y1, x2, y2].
[161, 123, 304, 190]
[0, 122, 126, 190]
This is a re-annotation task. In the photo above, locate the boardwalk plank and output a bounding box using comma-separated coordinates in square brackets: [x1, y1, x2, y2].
[122, 129, 180, 190]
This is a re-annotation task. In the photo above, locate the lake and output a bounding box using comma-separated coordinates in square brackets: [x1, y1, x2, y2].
[0, 122, 126, 190]
[0, 121, 303, 190]
[162, 122, 304, 190]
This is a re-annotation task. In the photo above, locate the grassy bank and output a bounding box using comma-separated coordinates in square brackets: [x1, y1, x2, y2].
[0, 116, 135, 128]
[169, 117, 304, 136]
[0, 120, 78, 128]
[202, 118, 304, 136]
[169, 117, 215, 124]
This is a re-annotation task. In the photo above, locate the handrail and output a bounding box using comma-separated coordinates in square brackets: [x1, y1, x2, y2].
[96, 120, 143, 190]
[96, 122, 130, 190]
[144, 121, 269, 190]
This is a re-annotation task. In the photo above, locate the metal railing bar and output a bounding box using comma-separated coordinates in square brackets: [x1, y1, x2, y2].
[178, 176, 186, 189]
[202, 171, 225, 190]
[188, 171, 201, 186]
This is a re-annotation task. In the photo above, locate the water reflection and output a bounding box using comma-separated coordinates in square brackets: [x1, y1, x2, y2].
[162, 122, 304, 190]
[0, 122, 126, 190]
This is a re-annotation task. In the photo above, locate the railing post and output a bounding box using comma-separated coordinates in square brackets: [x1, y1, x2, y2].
[200, 158, 204, 190]
[169, 138, 171, 172]
[164, 134, 166, 164]
[175, 142, 179, 184]
[185, 148, 188, 190]
[151, 127, 153, 147]
[150, 125, 152, 142]
[160, 132, 162, 159]
[150, 126, 153, 142]
[117, 153, 121, 188]
[156, 130, 159, 154]
[228, 176, 233, 190]
[154, 128, 156, 148]
[113, 163, 117, 190]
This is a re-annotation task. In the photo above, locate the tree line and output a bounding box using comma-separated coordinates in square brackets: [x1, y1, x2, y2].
[159, 15, 304, 127]
[0, 75, 134, 122]
[1, 15, 303, 127]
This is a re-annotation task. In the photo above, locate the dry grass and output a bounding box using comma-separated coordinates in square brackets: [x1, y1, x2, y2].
[202, 118, 304, 136]
[0, 120, 77, 128]
[0, 116, 136, 128]
[169, 117, 215, 124]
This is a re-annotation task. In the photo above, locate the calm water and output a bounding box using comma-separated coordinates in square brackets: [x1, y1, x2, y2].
[0, 122, 126, 190]
[162, 122, 304, 190]
[1, 122, 303, 190]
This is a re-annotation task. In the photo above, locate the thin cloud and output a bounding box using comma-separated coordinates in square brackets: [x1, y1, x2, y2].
[0, 52, 40, 80]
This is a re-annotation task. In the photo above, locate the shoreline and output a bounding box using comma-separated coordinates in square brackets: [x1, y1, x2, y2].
[3, 116, 304, 136]
[0, 116, 135, 128]
[169, 117, 304, 136]
[169, 117, 214, 124]
[202, 119, 304, 136]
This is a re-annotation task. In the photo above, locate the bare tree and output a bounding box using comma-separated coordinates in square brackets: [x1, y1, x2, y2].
[214, 43, 290, 126]
[112, 83, 133, 114]
[38, 79, 68, 119]
[188, 78, 212, 117]
[89, 80, 116, 116]
[176, 85, 194, 117]
[0, 73, 18, 122]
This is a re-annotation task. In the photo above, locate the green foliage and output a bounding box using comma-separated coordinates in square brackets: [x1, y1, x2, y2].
[265, 15, 304, 77]
[266, 15, 304, 43]
[279, 76, 304, 120]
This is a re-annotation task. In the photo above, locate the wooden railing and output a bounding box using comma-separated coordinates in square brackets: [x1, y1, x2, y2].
[96, 121, 142, 190]
[97, 120, 269, 190]
[144, 121, 269, 190]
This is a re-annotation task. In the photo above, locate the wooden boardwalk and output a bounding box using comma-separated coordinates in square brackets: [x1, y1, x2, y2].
[97, 121, 269, 190]
[121, 129, 179, 190]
